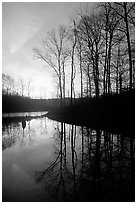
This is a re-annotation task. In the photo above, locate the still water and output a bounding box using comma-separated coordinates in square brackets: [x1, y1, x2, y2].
[2, 112, 135, 202]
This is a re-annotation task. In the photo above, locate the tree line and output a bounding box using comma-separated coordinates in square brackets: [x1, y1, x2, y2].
[34, 2, 135, 105]
[2, 74, 33, 98]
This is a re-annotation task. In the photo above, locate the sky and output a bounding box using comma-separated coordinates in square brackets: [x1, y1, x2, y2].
[2, 2, 93, 98]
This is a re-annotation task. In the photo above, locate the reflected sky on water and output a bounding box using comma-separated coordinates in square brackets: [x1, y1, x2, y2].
[2, 113, 135, 202]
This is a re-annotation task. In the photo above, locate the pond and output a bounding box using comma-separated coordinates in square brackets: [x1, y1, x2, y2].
[2, 112, 135, 202]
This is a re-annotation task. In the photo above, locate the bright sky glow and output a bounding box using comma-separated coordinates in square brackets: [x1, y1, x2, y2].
[2, 2, 93, 98]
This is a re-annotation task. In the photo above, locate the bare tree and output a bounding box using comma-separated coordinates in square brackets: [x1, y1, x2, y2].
[98, 2, 121, 95]
[34, 25, 70, 105]
[77, 11, 104, 98]
[19, 78, 25, 97]
[76, 30, 83, 98]
[68, 20, 77, 107]
[27, 77, 32, 98]
[109, 2, 135, 90]
[2, 74, 15, 95]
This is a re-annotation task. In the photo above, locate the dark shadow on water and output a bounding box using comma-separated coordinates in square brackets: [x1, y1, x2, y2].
[47, 110, 134, 139]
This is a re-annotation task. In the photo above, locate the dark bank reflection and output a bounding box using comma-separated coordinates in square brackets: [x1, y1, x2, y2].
[34, 122, 135, 202]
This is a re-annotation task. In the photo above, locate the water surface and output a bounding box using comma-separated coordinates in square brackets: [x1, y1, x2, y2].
[2, 112, 135, 202]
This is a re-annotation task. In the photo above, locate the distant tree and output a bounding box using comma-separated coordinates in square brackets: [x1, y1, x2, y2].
[2, 74, 15, 95]
[27, 77, 32, 98]
[2, 74, 8, 95]
[19, 78, 25, 97]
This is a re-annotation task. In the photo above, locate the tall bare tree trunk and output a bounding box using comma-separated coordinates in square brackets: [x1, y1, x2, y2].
[62, 62, 65, 107]
[79, 43, 83, 98]
[107, 34, 113, 95]
[70, 22, 77, 109]
[104, 29, 108, 95]
[95, 42, 100, 98]
[71, 45, 75, 107]
[123, 2, 132, 90]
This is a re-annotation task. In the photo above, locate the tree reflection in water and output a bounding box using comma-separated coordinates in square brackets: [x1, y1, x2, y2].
[2, 122, 21, 149]
[35, 122, 74, 201]
[2, 119, 37, 148]
[35, 122, 135, 202]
